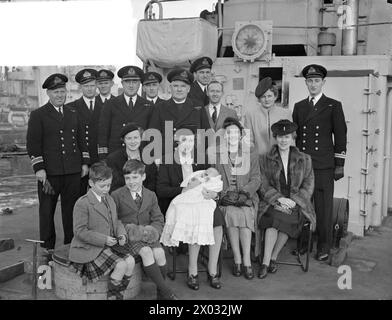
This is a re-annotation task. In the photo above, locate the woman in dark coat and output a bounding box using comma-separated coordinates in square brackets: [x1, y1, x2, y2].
[156, 130, 224, 290]
[105, 123, 157, 193]
[209, 117, 261, 280]
[257, 119, 316, 279]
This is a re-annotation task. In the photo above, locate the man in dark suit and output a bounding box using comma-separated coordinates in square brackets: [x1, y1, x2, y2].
[26, 73, 90, 251]
[67, 68, 102, 195]
[96, 69, 116, 104]
[149, 68, 211, 164]
[98, 65, 153, 159]
[142, 71, 165, 105]
[292, 64, 347, 261]
[188, 56, 213, 107]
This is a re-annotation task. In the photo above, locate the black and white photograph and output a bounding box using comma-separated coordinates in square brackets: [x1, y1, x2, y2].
[0, 0, 391, 309]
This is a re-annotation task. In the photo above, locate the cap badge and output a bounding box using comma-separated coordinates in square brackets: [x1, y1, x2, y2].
[100, 71, 107, 77]
[128, 68, 136, 75]
[148, 74, 155, 80]
[180, 71, 187, 78]
[83, 71, 91, 78]
[202, 58, 209, 65]
[54, 77, 62, 84]
[308, 67, 316, 74]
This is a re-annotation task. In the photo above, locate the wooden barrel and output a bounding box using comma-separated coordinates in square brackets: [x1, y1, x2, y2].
[52, 244, 142, 300]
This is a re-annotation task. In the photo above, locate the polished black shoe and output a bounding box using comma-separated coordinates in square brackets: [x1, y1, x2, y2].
[291, 248, 307, 256]
[187, 274, 199, 290]
[243, 266, 254, 280]
[268, 260, 278, 273]
[208, 274, 221, 289]
[232, 263, 242, 277]
[258, 264, 268, 279]
[316, 252, 329, 261]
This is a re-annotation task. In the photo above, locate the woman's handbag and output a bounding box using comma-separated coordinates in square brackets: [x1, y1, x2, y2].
[220, 190, 252, 207]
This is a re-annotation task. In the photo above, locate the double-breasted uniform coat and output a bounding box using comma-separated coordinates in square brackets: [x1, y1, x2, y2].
[188, 81, 209, 108]
[292, 93, 347, 254]
[98, 94, 153, 158]
[67, 96, 105, 194]
[26, 102, 90, 249]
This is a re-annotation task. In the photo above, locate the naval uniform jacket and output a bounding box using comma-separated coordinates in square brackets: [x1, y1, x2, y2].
[146, 97, 166, 106]
[95, 94, 115, 105]
[67, 97, 103, 164]
[292, 94, 347, 170]
[26, 102, 90, 175]
[188, 81, 209, 108]
[98, 94, 153, 157]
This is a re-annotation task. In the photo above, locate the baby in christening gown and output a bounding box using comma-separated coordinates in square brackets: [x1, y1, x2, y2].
[160, 168, 223, 247]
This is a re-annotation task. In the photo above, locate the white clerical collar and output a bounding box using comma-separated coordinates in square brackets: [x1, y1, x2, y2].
[100, 94, 111, 102]
[309, 92, 323, 105]
[173, 98, 186, 104]
[83, 96, 95, 108]
[124, 94, 137, 105]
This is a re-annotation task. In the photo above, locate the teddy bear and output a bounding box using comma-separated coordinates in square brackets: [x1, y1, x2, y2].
[125, 224, 160, 244]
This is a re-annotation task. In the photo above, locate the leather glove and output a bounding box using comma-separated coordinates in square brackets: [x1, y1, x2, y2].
[236, 191, 252, 207]
[334, 166, 344, 181]
[42, 180, 55, 195]
[220, 190, 239, 206]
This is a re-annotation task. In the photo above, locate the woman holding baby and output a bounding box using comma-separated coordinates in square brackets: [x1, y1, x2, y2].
[209, 117, 261, 280]
[157, 126, 224, 290]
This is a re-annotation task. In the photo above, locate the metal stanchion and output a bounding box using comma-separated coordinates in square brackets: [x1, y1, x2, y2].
[25, 239, 45, 300]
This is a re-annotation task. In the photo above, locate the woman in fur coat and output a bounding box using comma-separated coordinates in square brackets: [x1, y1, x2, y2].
[258, 119, 316, 279]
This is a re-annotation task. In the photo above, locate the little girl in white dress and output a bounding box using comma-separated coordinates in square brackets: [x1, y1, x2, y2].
[160, 168, 223, 247]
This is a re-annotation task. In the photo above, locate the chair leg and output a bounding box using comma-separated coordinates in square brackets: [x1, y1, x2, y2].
[304, 228, 312, 272]
[168, 247, 176, 280]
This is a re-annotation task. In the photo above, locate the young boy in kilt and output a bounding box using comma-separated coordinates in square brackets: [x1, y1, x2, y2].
[111, 159, 178, 300]
[69, 162, 135, 300]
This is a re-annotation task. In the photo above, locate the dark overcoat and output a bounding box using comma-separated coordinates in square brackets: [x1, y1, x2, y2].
[98, 94, 153, 156]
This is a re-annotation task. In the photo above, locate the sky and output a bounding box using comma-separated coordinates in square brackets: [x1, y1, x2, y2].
[0, 0, 217, 67]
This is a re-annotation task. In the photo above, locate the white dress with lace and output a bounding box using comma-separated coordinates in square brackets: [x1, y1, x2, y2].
[160, 175, 223, 246]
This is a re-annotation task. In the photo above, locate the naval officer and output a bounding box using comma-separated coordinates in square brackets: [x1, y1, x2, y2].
[96, 69, 116, 104]
[188, 56, 213, 108]
[67, 68, 102, 194]
[142, 71, 165, 105]
[26, 73, 90, 251]
[292, 64, 347, 261]
[98, 65, 153, 159]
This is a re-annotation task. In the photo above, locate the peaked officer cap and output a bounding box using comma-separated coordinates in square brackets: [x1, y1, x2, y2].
[302, 64, 327, 79]
[143, 72, 163, 85]
[167, 68, 194, 85]
[96, 69, 114, 81]
[42, 73, 68, 90]
[117, 66, 144, 80]
[75, 68, 98, 84]
[190, 56, 213, 73]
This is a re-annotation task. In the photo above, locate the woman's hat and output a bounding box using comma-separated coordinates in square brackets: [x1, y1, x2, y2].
[271, 119, 298, 136]
[120, 123, 142, 139]
[255, 77, 273, 98]
[222, 117, 244, 133]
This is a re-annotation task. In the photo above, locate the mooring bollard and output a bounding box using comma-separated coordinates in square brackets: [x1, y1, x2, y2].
[25, 239, 45, 300]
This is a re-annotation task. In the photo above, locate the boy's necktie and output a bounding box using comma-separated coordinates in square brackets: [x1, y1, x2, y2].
[134, 193, 142, 209]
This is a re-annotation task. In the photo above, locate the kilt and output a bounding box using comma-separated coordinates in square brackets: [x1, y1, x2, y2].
[71, 246, 131, 282]
[125, 240, 162, 256]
